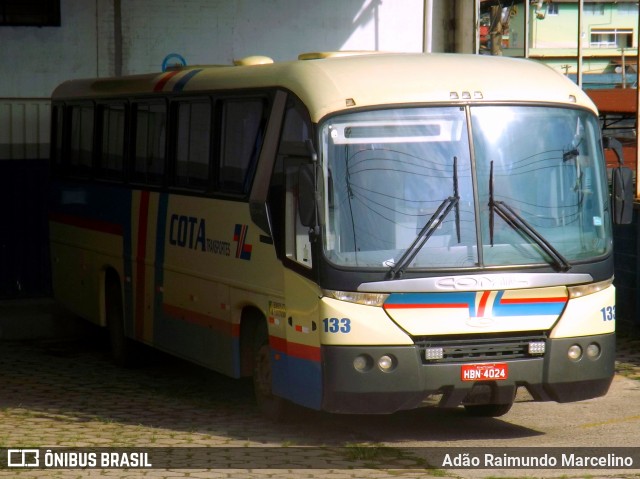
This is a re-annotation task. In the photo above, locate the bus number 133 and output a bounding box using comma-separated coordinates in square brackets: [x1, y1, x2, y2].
[323, 318, 351, 333]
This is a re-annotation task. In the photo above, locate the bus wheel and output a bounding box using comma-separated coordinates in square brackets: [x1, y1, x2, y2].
[463, 402, 513, 417]
[252, 324, 285, 421]
[105, 276, 132, 367]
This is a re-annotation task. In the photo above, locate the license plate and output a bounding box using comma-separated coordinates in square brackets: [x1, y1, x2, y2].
[461, 363, 508, 381]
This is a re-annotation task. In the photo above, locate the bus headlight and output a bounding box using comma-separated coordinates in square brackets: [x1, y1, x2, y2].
[377, 355, 396, 372]
[323, 290, 389, 307]
[568, 344, 582, 361]
[568, 278, 613, 299]
[353, 354, 373, 372]
[586, 343, 601, 360]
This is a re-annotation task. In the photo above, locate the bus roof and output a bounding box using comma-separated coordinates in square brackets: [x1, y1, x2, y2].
[52, 52, 597, 122]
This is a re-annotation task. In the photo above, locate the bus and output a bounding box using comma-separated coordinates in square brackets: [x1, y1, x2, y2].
[49, 52, 631, 419]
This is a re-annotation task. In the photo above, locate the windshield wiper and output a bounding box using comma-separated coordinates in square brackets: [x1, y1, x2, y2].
[489, 161, 571, 272]
[388, 157, 461, 280]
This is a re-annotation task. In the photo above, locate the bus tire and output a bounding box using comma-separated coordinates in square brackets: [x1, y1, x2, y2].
[463, 402, 513, 417]
[105, 274, 132, 367]
[252, 322, 286, 421]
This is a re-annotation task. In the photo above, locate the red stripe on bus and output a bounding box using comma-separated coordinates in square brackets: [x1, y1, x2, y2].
[49, 212, 123, 236]
[134, 191, 150, 340]
[269, 336, 320, 362]
[476, 290, 492, 317]
[384, 303, 468, 309]
[153, 70, 181, 92]
[163, 303, 240, 337]
[500, 297, 567, 304]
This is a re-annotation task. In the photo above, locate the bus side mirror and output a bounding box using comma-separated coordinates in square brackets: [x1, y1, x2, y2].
[604, 136, 634, 225]
[612, 166, 633, 225]
[298, 164, 316, 227]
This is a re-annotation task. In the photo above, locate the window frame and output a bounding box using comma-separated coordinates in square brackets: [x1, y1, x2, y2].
[51, 89, 280, 201]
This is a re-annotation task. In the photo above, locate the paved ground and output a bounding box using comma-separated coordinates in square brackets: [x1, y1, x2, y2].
[0, 306, 639, 479]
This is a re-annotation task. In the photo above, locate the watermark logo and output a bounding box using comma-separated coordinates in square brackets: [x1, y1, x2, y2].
[7, 449, 39, 468]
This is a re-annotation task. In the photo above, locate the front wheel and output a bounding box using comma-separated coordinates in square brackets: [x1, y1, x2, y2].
[252, 324, 286, 421]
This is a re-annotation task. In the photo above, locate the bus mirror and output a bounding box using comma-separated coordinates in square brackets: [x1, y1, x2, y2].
[603, 136, 624, 166]
[612, 166, 633, 225]
[298, 164, 316, 227]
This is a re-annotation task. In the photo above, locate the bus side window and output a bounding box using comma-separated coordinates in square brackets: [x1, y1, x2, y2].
[133, 101, 166, 186]
[97, 103, 126, 181]
[219, 98, 265, 195]
[68, 103, 94, 177]
[174, 99, 211, 191]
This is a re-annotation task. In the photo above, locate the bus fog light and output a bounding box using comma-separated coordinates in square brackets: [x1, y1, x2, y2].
[378, 355, 396, 372]
[353, 354, 372, 372]
[425, 347, 444, 360]
[586, 343, 601, 359]
[528, 341, 546, 355]
[568, 344, 582, 361]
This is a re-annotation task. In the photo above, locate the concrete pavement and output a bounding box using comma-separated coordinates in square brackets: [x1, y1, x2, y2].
[0, 303, 639, 479]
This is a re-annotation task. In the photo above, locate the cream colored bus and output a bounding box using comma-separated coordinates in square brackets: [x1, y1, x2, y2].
[50, 52, 628, 418]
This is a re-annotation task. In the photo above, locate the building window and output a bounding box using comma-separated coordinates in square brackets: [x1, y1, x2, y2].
[548, 3, 559, 15]
[585, 3, 605, 16]
[590, 28, 633, 48]
[0, 0, 60, 26]
[618, 3, 638, 15]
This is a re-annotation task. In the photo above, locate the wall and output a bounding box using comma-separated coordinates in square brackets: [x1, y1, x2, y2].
[0, 0, 427, 157]
[0, 0, 428, 298]
[0, 0, 425, 98]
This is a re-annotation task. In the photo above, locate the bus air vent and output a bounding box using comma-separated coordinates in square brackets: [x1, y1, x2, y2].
[233, 56, 274, 66]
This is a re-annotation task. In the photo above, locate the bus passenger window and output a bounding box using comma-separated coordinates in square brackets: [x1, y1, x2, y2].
[175, 100, 211, 190]
[69, 104, 94, 176]
[219, 99, 265, 195]
[133, 102, 166, 185]
[98, 103, 125, 180]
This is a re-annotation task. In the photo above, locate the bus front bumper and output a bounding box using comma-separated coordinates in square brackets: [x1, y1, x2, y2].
[321, 333, 615, 414]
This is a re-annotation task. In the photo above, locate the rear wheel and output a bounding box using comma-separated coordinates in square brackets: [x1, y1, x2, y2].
[252, 323, 286, 421]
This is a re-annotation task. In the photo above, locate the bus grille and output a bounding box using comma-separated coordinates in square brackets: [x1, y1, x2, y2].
[414, 332, 548, 364]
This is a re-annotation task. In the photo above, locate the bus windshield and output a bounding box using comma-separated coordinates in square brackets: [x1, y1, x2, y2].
[320, 105, 611, 271]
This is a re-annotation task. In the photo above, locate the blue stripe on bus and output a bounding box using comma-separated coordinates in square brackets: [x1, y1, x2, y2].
[384, 292, 478, 317]
[172, 69, 202, 92]
[493, 301, 566, 317]
[271, 351, 322, 410]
